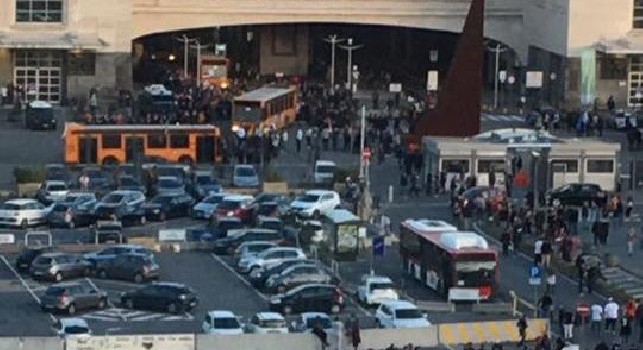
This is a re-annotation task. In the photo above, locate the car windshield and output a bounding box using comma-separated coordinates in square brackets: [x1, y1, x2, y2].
[48, 184, 66, 191]
[46, 286, 66, 295]
[256, 194, 277, 203]
[64, 326, 89, 335]
[218, 201, 240, 210]
[298, 195, 319, 203]
[52, 203, 69, 212]
[261, 221, 283, 231]
[370, 283, 395, 292]
[259, 319, 286, 328]
[248, 244, 273, 253]
[395, 309, 423, 319]
[235, 167, 255, 177]
[85, 170, 103, 178]
[316, 165, 335, 173]
[0, 203, 22, 210]
[35, 257, 53, 265]
[306, 317, 332, 329]
[102, 194, 124, 204]
[120, 177, 139, 186]
[151, 196, 173, 204]
[159, 179, 181, 187]
[196, 176, 217, 185]
[63, 196, 79, 204]
[219, 221, 243, 231]
[204, 196, 225, 204]
[213, 317, 240, 329]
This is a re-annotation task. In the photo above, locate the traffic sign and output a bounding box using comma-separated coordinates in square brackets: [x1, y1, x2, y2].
[576, 303, 590, 318]
[362, 147, 372, 160]
[514, 170, 530, 188]
[528, 265, 541, 285]
[0, 234, 14, 244]
[372, 236, 385, 256]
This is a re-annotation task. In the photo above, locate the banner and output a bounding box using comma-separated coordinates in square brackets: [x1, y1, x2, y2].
[580, 49, 597, 105]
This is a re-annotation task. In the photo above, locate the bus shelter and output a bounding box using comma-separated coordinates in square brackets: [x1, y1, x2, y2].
[322, 209, 364, 261]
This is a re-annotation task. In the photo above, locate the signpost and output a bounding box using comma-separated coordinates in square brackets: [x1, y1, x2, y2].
[529, 265, 541, 317]
[371, 236, 384, 274]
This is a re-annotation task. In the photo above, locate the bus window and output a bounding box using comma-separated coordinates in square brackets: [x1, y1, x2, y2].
[234, 102, 262, 123]
[586, 159, 614, 173]
[441, 159, 470, 173]
[102, 134, 121, 149]
[147, 134, 166, 148]
[551, 159, 579, 173]
[170, 133, 190, 148]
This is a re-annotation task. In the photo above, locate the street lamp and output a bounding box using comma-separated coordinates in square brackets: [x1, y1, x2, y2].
[177, 34, 197, 79]
[532, 151, 540, 212]
[339, 38, 363, 90]
[323, 35, 345, 88]
[487, 43, 508, 110]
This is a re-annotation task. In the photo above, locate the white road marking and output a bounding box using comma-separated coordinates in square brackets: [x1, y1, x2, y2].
[82, 314, 120, 322]
[0, 254, 57, 323]
[210, 253, 269, 301]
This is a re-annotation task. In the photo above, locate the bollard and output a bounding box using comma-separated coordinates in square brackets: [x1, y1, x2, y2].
[388, 185, 394, 203]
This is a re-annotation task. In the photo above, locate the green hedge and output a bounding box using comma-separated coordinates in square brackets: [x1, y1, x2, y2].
[14, 167, 46, 184]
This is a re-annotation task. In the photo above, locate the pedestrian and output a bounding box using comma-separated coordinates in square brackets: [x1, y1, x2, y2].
[534, 236, 543, 266]
[563, 308, 574, 339]
[426, 172, 433, 196]
[636, 299, 643, 343]
[605, 297, 620, 335]
[538, 293, 553, 319]
[626, 299, 637, 321]
[311, 319, 329, 350]
[576, 254, 585, 295]
[349, 314, 361, 350]
[501, 228, 511, 256]
[517, 315, 528, 347]
[558, 306, 566, 336]
[591, 302, 604, 336]
[587, 264, 600, 295]
[620, 315, 633, 345]
[627, 227, 636, 256]
[541, 238, 553, 268]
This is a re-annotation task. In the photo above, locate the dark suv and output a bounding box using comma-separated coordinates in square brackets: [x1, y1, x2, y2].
[213, 229, 284, 255]
[40, 282, 108, 315]
[96, 253, 160, 283]
[15, 246, 54, 273]
[269, 284, 345, 315]
[120, 282, 198, 314]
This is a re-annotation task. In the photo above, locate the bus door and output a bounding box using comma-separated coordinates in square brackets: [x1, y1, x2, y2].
[125, 137, 145, 163]
[78, 137, 98, 164]
[196, 136, 216, 163]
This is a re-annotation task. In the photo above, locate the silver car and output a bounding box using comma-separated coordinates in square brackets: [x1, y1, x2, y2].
[156, 176, 186, 196]
[40, 282, 108, 315]
[233, 165, 259, 187]
[30, 253, 91, 282]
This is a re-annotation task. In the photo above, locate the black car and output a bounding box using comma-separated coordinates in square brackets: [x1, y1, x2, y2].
[142, 194, 195, 221]
[269, 284, 345, 314]
[120, 282, 198, 314]
[210, 217, 244, 239]
[96, 253, 160, 283]
[15, 246, 54, 273]
[548, 183, 607, 207]
[248, 258, 316, 287]
[213, 229, 284, 255]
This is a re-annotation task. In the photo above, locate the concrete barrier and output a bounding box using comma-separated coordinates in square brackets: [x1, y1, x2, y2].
[356, 327, 440, 349]
[196, 333, 320, 350]
[262, 182, 288, 193]
[0, 337, 63, 350]
[438, 318, 549, 345]
[66, 334, 194, 350]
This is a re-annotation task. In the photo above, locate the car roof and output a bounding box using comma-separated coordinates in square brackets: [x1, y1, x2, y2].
[305, 190, 336, 196]
[66, 191, 95, 197]
[301, 312, 330, 321]
[365, 276, 394, 284]
[256, 312, 285, 320]
[45, 180, 67, 186]
[315, 160, 336, 166]
[109, 244, 146, 250]
[108, 190, 142, 195]
[194, 170, 212, 176]
[217, 216, 242, 222]
[289, 283, 335, 294]
[205, 192, 232, 199]
[235, 164, 254, 169]
[6, 198, 39, 205]
[158, 176, 180, 181]
[207, 310, 237, 318]
[152, 282, 187, 288]
[223, 195, 254, 202]
[59, 317, 88, 327]
[50, 282, 82, 288]
[39, 252, 70, 258]
[258, 216, 281, 222]
[381, 300, 418, 310]
[239, 241, 277, 247]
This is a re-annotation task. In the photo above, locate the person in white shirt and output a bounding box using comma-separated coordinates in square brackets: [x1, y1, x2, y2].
[533, 238, 543, 265]
[604, 298, 620, 335]
[296, 128, 303, 153]
[590, 303, 603, 335]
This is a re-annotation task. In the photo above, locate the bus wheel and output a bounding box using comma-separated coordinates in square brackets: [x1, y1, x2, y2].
[178, 155, 193, 165]
[102, 156, 119, 166]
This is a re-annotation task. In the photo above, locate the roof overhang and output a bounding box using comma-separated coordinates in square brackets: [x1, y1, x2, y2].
[596, 35, 643, 55]
[0, 32, 107, 50]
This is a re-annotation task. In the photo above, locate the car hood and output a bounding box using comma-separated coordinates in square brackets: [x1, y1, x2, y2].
[194, 202, 217, 211]
[290, 201, 314, 210]
[200, 184, 221, 192]
[142, 203, 163, 210]
[95, 203, 122, 209]
[369, 289, 399, 300]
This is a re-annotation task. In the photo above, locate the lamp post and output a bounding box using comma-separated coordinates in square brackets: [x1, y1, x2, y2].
[177, 34, 197, 79]
[339, 38, 363, 90]
[323, 35, 345, 88]
[190, 40, 211, 88]
[532, 151, 540, 213]
[488, 44, 508, 110]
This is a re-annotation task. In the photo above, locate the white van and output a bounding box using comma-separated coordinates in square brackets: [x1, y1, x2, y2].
[313, 160, 336, 184]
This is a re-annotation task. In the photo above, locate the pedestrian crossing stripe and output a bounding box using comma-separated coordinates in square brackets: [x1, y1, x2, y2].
[438, 319, 549, 345]
[81, 308, 194, 322]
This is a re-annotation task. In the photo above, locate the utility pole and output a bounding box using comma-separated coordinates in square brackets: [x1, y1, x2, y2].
[358, 105, 372, 222]
[488, 43, 508, 110]
[177, 34, 197, 80]
[323, 35, 345, 88]
[190, 40, 211, 88]
[339, 38, 363, 90]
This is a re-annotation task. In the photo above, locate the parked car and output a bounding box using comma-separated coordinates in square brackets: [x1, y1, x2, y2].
[202, 310, 243, 335]
[47, 192, 97, 228]
[210, 217, 244, 238]
[233, 165, 259, 187]
[41, 282, 108, 315]
[155, 176, 186, 196]
[265, 264, 333, 293]
[190, 171, 222, 199]
[547, 183, 607, 207]
[255, 193, 289, 205]
[93, 190, 146, 226]
[80, 167, 110, 190]
[313, 160, 336, 184]
[245, 312, 289, 334]
[357, 275, 399, 306]
[292, 312, 333, 333]
[213, 229, 284, 255]
[45, 164, 67, 183]
[120, 282, 198, 314]
[269, 284, 345, 314]
[36, 180, 69, 205]
[91, 221, 127, 244]
[234, 241, 278, 263]
[143, 194, 195, 221]
[248, 258, 316, 288]
[192, 192, 231, 220]
[96, 253, 160, 283]
[375, 300, 431, 329]
[84, 244, 152, 268]
[15, 246, 54, 273]
[0, 198, 48, 228]
[289, 190, 341, 218]
[300, 220, 325, 244]
[238, 247, 306, 274]
[215, 195, 256, 224]
[255, 193, 290, 216]
[55, 317, 91, 338]
[117, 175, 146, 193]
[30, 253, 91, 282]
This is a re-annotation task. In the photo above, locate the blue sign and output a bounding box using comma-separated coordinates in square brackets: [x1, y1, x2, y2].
[529, 265, 541, 279]
[372, 236, 385, 256]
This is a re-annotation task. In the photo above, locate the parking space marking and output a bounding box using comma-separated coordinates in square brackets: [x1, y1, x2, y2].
[0, 254, 56, 322]
[85, 277, 115, 308]
[209, 253, 269, 301]
[80, 307, 194, 322]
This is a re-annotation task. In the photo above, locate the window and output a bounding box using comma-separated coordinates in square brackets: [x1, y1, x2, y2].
[102, 134, 121, 149]
[586, 159, 614, 173]
[441, 159, 470, 173]
[67, 53, 96, 76]
[16, 0, 63, 23]
[635, 0, 643, 28]
[477, 159, 504, 173]
[551, 159, 579, 173]
[147, 134, 166, 148]
[599, 54, 628, 80]
[170, 133, 189, 148]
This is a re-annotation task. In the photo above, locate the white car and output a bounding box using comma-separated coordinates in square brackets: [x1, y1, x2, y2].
[233, 165, 259, 187]
[357, 275, 399, 306]
[37, 180, 69, 204]
[313, 160, 336, 184]
[238, 247, 306, 274]
[55, 317, 91, 338]
[202, 310, 244, 335]
[234, 241, 278, 262]
[294, 312, 334, 333]
[245, 312, 289, 334]
[375, 300, 431, 329]
[0, 198, 48, 228]
[289, 190, 341, 218]
[192, 192, 231, 220]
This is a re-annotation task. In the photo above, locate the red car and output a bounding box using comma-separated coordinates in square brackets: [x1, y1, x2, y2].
[215, 195, 256, 224]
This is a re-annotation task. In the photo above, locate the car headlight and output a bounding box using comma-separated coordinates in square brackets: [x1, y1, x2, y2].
[250, 271, 262, 278]
[270, 298, 281, 304]
[153, 209, 160, 214]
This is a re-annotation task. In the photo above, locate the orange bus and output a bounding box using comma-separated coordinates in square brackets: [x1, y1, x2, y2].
[63, 123, 222, 165]
[233, 87, 298, 133]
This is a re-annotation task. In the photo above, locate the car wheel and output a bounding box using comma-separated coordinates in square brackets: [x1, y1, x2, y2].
[133, 273, 143, 284]
[226, 247, 235, 255]
[283, 305, 292, 315]
[83, 267, 91, 277]
[159, 212, 166, 221]
[167, 303, 178, 314]
[98, 269, 108, 279]
[55, 272, 63, 282]
[97, 298, 107, 310]
[67, 303, 77, 315]
[124, 298, 134, 309]
[313, 210, 321, 219]
[20, 219, 28, 229]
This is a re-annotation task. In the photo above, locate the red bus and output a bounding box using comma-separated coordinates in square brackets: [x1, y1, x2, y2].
[399, 219, 498, 301]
